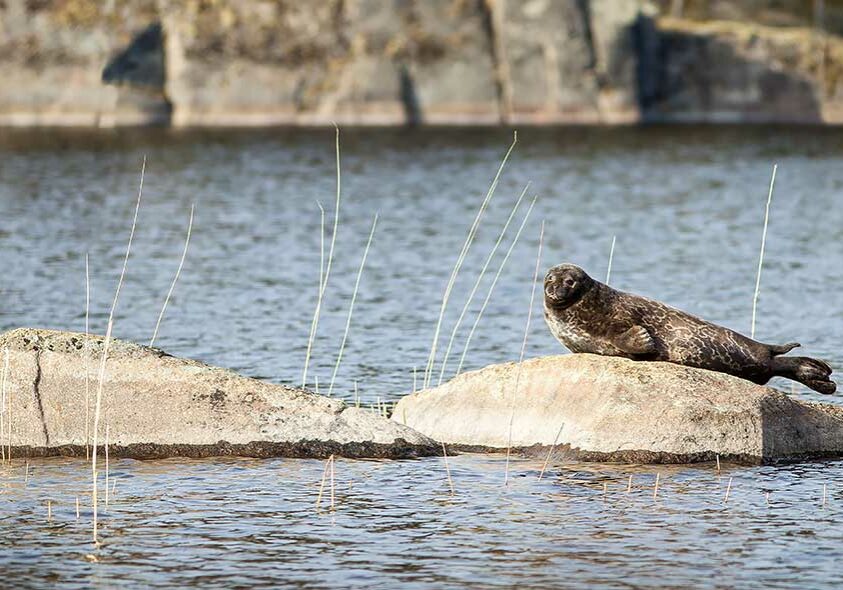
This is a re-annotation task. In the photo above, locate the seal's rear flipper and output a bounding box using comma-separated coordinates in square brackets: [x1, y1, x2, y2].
[773, 356, 836, 394]
[769, 342, 800, 356]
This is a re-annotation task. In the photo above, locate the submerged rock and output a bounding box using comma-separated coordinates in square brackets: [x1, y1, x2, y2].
[0, 328, 435, 460]
[392, 354, 843, 464]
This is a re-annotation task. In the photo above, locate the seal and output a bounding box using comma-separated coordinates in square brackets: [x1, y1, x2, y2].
[543, 263, 836, 394]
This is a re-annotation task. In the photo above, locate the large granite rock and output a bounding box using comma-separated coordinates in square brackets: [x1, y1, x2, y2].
[0, 328, 435, 459]
[392, 354, 843, 464]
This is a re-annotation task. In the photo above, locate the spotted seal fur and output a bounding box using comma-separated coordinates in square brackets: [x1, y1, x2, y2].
[543, 264, 836, 394]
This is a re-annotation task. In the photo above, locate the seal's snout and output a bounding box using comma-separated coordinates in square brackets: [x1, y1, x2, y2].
[544, 264, 593, 308]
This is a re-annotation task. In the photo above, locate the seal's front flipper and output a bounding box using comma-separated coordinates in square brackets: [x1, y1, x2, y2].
[614, 325, 656, 355]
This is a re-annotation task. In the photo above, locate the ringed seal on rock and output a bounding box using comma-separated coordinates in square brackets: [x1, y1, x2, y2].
[543, 263, 836, 394]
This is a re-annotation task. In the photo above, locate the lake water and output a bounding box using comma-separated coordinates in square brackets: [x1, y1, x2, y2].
[0, 126, 842, 588]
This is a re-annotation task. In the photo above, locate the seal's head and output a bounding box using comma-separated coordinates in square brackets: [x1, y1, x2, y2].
[544, 264, 594, 309]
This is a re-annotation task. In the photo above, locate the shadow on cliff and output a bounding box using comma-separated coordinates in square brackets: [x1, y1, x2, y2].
[635, 18, 824, 123]
[101, 22, 173, 123]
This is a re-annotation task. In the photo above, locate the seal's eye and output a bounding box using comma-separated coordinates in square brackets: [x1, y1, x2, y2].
[564, 279, 576, 288]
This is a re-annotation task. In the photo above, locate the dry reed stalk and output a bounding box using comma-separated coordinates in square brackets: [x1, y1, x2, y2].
[456, 197, 538, 376]
[724, 477, 733, 503]
[85, 253, 90, 460]
[150, 203, 195, 346]
[822, 483, 827, 507]
[76, 497, 80, 520]
[5, 348, 11, 463]
[437, 185, 529, 384]
[505, 220, 544, 485]
[105, 425, 109, 508]
[47, 500, 52, 522]
[424, 133, 518, 388]
[314, 376, 319, 395]
[716, 454, 721, 473]
[627, 474, 633, 494]
[315, 458, 330, 510]
[317, 201, 326, 291]
[751, 164, 777, 339]
[606, 235, 616, 285]
[765, 491, 770, 505]
[328, 213, 379, 396]
[303, 127, 342, 388]
[442, 442, 455, 495]
[653, 473, 660, 500]
[537, 423, 564, 481]
[329, 455, 336, 512]
[1, 348, 7, 463]
[91, 320, 114, 543]
[603, 482, 608, 501]
[92, 156, 146, 545]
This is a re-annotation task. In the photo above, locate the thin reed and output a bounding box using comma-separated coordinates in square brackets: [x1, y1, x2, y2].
[442, 443, 455, 495]
[105, 424, 110, 507]
[1, 348, 8, 463]
[537, 422, 564, 481]
[328, 213, 379, 396]
[751, 164, 777, 339]
[724, 477, 733, 503]
[437, 184, 530, 384]
[606, 235, 616, 285]
[303, 127, 342, 388]
[424, 132, 518, 388]
[505, 220, 544, 485]
[315, 457, 330, 509]
[84, 253, 90, 460]
[456, 197, 538, 376]
[150, 203, 195, 347]
[92, 156, 146, 544]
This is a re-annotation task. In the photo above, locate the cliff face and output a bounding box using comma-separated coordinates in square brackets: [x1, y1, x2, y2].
[0, 0, 842, 126]
[643, 18, 843, 123]
[0, 0, 170, 126]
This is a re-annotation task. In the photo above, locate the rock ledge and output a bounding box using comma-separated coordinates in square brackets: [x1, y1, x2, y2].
[0, 328, 436, 460]
[392, 354, 843, 464]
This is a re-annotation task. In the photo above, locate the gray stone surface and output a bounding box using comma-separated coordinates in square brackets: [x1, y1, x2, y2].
[0, 328, 436, 459]
[392, 354, 843, 464]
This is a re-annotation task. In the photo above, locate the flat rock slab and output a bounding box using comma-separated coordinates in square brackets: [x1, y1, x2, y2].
[392, 354, 843, 464]
[0, 328, 436, 460]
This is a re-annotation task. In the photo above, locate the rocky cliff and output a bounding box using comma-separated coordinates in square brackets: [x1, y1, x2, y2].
[1, 0, 842, 126]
